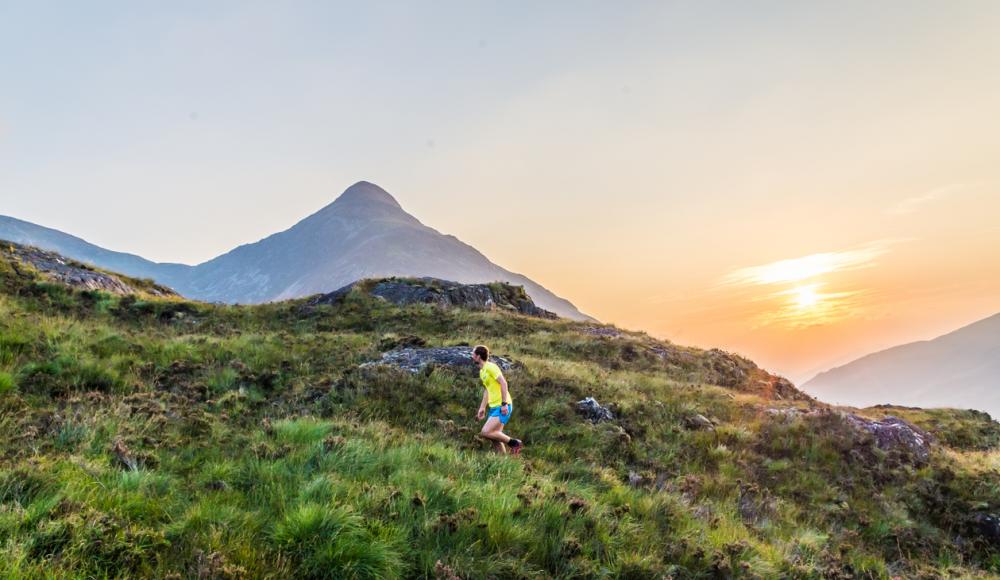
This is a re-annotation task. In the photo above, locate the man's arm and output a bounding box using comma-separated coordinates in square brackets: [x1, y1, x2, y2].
[499, 374, 510, 405]
[479, 388, 489, 411]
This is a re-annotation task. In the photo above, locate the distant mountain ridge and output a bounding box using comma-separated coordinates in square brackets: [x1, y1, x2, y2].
[0, 181, 592, 320]
[0, 215, 191, 283]
[803, 313, 1000, 417]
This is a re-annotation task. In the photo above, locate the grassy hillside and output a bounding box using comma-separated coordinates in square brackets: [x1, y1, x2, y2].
[1, 243, 999, 578]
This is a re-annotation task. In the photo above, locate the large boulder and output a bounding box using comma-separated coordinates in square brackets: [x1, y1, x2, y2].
[363, 347, 514, 374]
[310, 277, 558, 319]
[844, 414, 934, 463]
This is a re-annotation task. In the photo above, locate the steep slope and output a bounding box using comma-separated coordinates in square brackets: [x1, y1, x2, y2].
[1, 245, 998, 578]
[0, 182, 591, 320]
[803, 313, 1000, 417]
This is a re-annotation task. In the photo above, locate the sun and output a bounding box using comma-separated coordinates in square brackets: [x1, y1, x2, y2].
[793, 284, 820, 309]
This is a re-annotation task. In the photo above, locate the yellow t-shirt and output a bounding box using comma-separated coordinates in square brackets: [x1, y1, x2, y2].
[480, 361, 511, 408]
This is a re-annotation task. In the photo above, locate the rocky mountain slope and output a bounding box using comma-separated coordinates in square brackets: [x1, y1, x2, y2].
[0, 182, 591, 320]
[804, 313, 1000, 417]
[309, 277, 558, 319]
[1, 240, 176, 298]
[1, 244, 999, 578]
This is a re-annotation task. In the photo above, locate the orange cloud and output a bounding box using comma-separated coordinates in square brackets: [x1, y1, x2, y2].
[719, 241, 898, 287]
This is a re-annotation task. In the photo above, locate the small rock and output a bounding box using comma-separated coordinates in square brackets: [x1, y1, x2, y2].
[684, 414, 715, 431]
[576, 397, 614, 423]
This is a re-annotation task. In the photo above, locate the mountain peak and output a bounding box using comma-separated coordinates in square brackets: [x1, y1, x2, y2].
[334, 181, 402, 209]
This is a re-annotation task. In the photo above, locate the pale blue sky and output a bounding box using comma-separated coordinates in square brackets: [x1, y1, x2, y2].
[3, 1, 999, 379]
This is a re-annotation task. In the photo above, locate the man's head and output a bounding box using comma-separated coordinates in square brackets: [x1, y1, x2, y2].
[472, 345, 489, 366]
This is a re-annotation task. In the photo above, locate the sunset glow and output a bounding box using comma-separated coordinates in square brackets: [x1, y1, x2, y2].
[2, 3, 999, 384]
[793, 285, 820, 309]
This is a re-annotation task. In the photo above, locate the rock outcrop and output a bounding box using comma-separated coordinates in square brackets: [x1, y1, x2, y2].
[844, 414, 933, 463]
[571, 326, 810, 402]
[310, 277, 558, 319]
[703, 348, 811, 401]
[766, 407, 934, 464]
[580, 326, 622, 338]
[1, 241, 175, 297]
[364, 347, 514, 374]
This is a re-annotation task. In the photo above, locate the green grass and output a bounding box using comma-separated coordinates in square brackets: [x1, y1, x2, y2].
[0, 247, 998, 578]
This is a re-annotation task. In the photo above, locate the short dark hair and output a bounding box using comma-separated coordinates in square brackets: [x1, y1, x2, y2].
[473, 345, 489, 361]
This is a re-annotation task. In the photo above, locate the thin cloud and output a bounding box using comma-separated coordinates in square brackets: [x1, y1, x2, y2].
[719, 241, 897, 287]
[887, 183, 970, 216]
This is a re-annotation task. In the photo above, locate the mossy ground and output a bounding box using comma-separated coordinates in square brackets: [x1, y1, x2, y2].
[1, 250, 999, 578]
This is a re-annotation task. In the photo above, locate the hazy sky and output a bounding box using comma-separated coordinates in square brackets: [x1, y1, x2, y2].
[2, 1, 999, 382]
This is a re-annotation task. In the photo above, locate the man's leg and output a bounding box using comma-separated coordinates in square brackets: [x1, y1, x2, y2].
[480, 417, 511, 453]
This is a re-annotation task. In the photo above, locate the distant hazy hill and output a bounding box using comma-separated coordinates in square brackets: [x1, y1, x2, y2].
[0, 181, 591, 320]
[0, 215, 191, 283]
[803, 313, 1000, 417]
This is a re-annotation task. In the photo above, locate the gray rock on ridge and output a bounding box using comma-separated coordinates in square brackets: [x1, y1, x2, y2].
[844, 414, 933, 463]
[364, 347, 514, 374]
[310, 277, 558, 319]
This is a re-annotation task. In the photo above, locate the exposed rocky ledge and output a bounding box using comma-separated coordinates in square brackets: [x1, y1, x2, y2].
[308, 277, 558, 319]
[843, 413, 933, 463]
[363, 346, 515, 374]
[766, 407, 934, 463]
[1, 240, 175, 297]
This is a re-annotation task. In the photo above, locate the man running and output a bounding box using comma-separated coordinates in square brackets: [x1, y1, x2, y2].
[472, 345, 523, 455]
